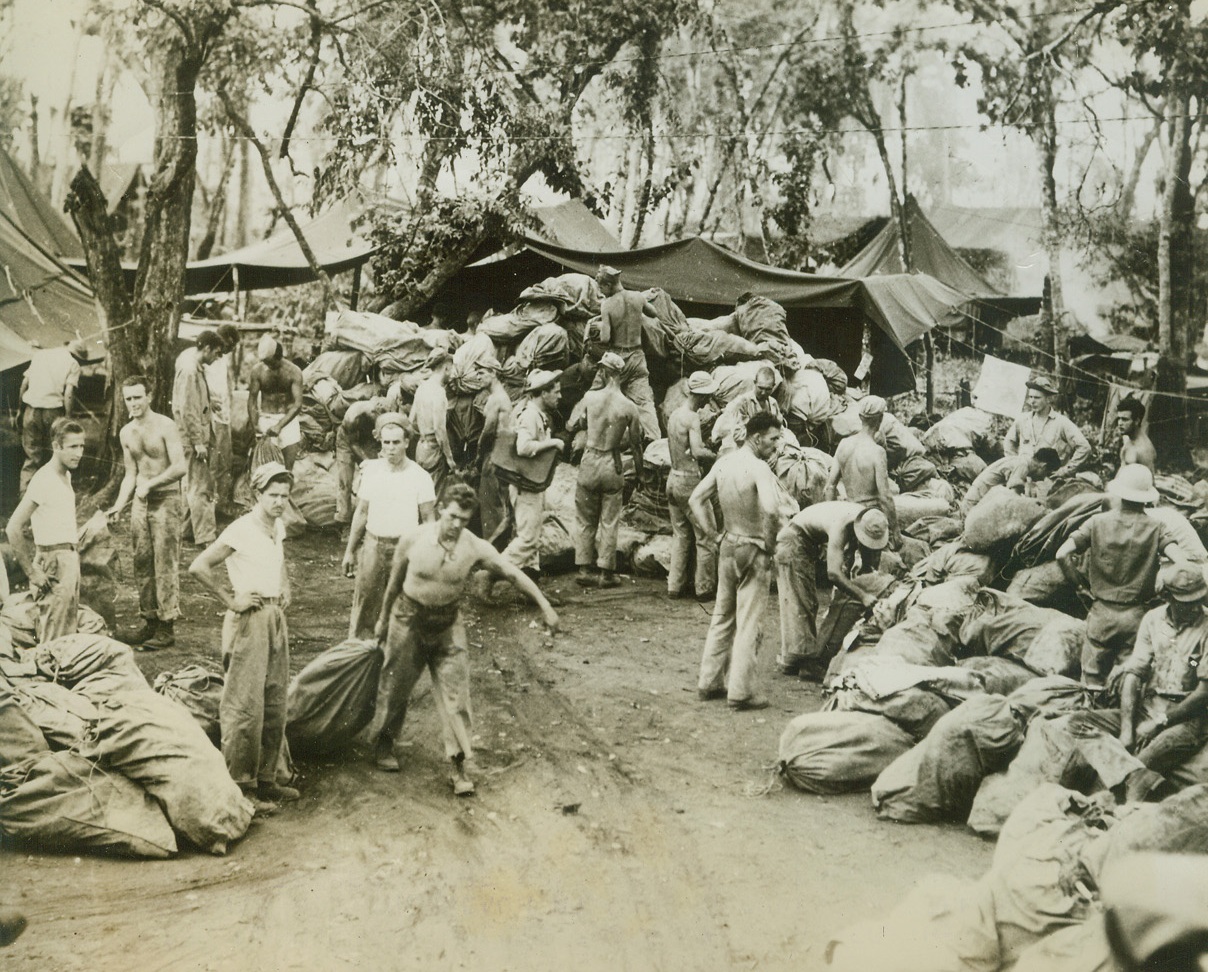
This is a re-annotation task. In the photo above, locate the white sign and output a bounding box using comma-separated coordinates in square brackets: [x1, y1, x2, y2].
[971, 355, 1031, 418]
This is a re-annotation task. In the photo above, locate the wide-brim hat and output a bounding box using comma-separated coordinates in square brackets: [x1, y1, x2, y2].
[524, 369, 562, 394]
[853, 508, 890, 550]
[1158, 564, 1208, 602]
[1107, 463, 1159, 504]
[67, 338, 90, 362]
[1025, 373, 1058, 395]
[686, 371, 719, 395]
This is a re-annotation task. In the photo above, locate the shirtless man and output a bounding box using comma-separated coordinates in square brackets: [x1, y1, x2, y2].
[666, 371, 718, 599]
[567, 353, 644, 588]
[105, 375, 188, 649]
[825, 395, 900, 547]
[410, 348, 456, 499]
[775, 501, 890, 682]
[476, 361, 513, 544]
[370, 483, 560, 792]
[592, 265, 660, 442]
[1116, 397, 1156, 474]
[247, 335, 304, 469]
[690, 411, 784, 710]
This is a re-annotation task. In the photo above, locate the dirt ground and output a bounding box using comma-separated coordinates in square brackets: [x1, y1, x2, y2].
[2, 527, 994, 972]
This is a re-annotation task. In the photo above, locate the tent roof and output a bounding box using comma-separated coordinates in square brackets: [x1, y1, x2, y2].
[0, 212, 104, 370]
[0, 148, 83, 259]
[518, 235, 968, 353]
[839, 196, 1005, 298]
[927, 203, 1044, 258]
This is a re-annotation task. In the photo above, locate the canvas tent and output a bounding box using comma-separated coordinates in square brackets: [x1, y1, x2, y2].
[0, 149, 84, 260]
[439, 236, 971, 395]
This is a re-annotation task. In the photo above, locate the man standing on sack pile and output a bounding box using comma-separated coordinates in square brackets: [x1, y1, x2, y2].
[690, 411, 785, 711]
[1057, 463, 1186, 691]
[248, 335, 305, 470]
[190, 462, 299, 810]
[370, 483, 560, 792]
[106, 376, 188, 650]
[665, 371, 719, 600]
[774, 501, 890, 683]
[342, 412, 435, 639]
[714, 365, 784, 455]
[592, 265, 661, 443]
[410, 347, 458, 499]
[570, 352, 644, 589]
[1003, 373, 1091, 478]
[173, 329, 224, 547]
[17, 340, 88, 492]
[500, 369, 564, 580]
[6, 418, 86, 640]
[826, 395, 900, 548]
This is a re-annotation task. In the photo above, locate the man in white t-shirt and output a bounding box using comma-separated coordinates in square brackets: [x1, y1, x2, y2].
[342, 413, 436, 639]
[7, 418, 86, 640]
[190, 462, 298, 810]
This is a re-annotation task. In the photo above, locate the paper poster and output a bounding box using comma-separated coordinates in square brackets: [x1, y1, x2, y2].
[971, 355, 1031, 418]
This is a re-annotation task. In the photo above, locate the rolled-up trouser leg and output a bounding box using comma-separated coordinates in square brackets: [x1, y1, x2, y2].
[502, 486, 544, 571]
[775, 525, 819, 673]
[349, 533, 394, 639]
[220, 603, 289, 787]
[726, 545, 772, 702]
[428, 617, 474, 760]
[35, 548, 79, 641]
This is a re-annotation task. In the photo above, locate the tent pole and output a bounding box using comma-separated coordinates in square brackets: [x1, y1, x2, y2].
[232, 266, 242, 320]
[924, 331, 935, 413]
[350, 265, 362, 311]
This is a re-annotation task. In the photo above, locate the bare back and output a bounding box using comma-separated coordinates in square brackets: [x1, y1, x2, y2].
[713, 449, 779, 539]
[835, 433, 885, 505]
[583, 386, 639, 452]
[667, 405, 702, 475]
[599, 291, 647, 349]
[122, 412, 179, 482]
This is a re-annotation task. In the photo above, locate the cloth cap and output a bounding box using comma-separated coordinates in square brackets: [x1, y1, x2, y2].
[251, 461, 292, 491]
[257, 334, 280, 361]
[425, 346, 450, 367]
[67, 339, 90, 362]
[858, 395, 887, 418]
[1107, 463, 1159, 504]
[524, 369, 562, 394]
[1158, 564, 1208, 602]
[598, 351, 625, 372]
[374, 411, 413, 437]
[686, 371, 719, 395]
[853, 508, 890, 550]
[596, 265, 621, 282]
[1025, 373, 1058, 395]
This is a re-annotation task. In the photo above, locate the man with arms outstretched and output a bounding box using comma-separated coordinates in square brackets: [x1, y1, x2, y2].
[106, 376, 188, 649]
[370, 483, 560, 793]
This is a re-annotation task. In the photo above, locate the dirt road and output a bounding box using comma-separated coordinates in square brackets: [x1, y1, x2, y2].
[2, 530, 993, 971]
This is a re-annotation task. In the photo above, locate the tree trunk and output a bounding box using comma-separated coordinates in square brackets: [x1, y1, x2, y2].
[1034, 81, 1065, 376]
[235, 137, 252, 248]
[630, 128, 655, 248]
[128, 35, 207, 412]
[1152, 88, 1193, 467]
[195, 138, 236, 260]
[64, 167, 135, 494]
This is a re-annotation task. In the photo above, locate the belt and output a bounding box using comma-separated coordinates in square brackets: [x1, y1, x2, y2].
[584, 446, 617, 454]
[613, 345, 641, 352]
[1092, 596, 1147, 609]
[722, 532, 767, 552]
[366, 531, 400, 543]
[37, 542, 76, 552]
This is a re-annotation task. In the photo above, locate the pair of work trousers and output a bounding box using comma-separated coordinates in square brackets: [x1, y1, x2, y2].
[220, 601, 289, 787]
[132, 488, 182, 622]
[666, 469, 716, 597]
[698, 537, 772, 703]
[774, 524, 821, 674]
[20, 406, 64, 492]
[371, 596, 473, 760]
[503, 486, 545, 571]
[478, 461, 510, 546]
[416, 436, 449, 502]
[211, 421, 233, 513]
[35, 546, 79, 641]
[1082, 600, 1148, 687]
[575, 448, 623, 571]
[348, 532, 396, 640]
[181, 442, 217, 545]
[335, 424, 356, 524]
[590, 349, 660, 442]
